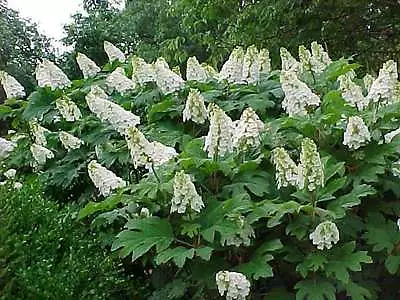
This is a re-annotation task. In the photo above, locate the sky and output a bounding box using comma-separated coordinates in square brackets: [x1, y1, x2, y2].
[7, 0, 84, 51]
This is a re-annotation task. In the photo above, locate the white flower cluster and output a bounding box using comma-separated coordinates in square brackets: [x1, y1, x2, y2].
[55, 97, 82, 122]
[59, 131, 83, 151]
[343, 116, 371, 150]
[308, 41, 331, 74]
[363, 74, 375, 93]
[36, 59, 71, 90]
[0, 169, 22, 190]
[154, 58, 185, 94]
[104, 41, 126, 62]
[76, 52, 100, 78]
[282, 42, 331, 74]
[183, 89, 208, 124]
[106, 67, 136, 95]
[131, 57, 184, 94]
[392, 160, 400, 178]
[242, 45, 261, 84]
[216, 271, 250, 300]
[87, 160, 126, 197]
[132, 56, 156, 84]
[29, 120, 49, 146]
[309, 221, 340, 250]
[4, 168, 16, 179]
[0, 71, 25, 99]
[280, 47, 301, 73]
[125, 127, 177, 169]
[219, 47, 245, 83]
[186, 56, 208, 82]
[86, 86, 140, 135]
[280, 70, 320, 117]
[232, 107, 265, 151]
[221, 215, 255, 247]
[170, 170, 204, 214]
[219, 46, 271, 84]
[271, 147, 299, 189]
[367, 60, 398, 105]
[298, 138, 324, 192]
[30, 143, 54, 167]
[338, 72, 369, 110]
[204, 103, 234, 158]
[0, 137, 16, 160]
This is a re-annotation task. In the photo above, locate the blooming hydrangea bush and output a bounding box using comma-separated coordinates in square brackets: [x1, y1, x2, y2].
[1, 41, 400, 299]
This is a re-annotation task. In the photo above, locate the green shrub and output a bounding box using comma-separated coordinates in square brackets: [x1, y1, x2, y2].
[1, 41, 400, 299]
[0, 179, 136, 299]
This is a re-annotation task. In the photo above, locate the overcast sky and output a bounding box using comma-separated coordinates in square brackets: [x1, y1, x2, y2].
[8, 0, 84, 41]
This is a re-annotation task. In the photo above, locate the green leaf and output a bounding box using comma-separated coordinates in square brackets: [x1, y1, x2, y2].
[237, 239, 282, 279]
[112, 217, 174, 261]
[147, 99, 182, 122]
[78, 194, 125, 220]
[223, 170, 273, 197]
[296, 253, 327, 278]
[327, 184, 375, 217]
[195, 247, 214, 261]
[363, 213, 400, 253]
[237, 254, 274, 280]
[22, 89, 57, 120]
[156, 246, 195, 268]
[295, 278, 336, 300]
[385, 255, 400, 274]
[324, 242, 372, 283]
[344, 281, 371, 300]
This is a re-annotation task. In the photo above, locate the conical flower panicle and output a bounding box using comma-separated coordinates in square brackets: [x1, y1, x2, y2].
[363, 74, 375, 93]
[204, 103, 234, 158]
[0, 71, 25, 99]
[280, 47, 301, 73]
[271, 147, 298, 189]
[30, 143, 54, 167]
[298, 45, 312, 72]
[367, 60, 398, 105]
[125, 127, 152, 169]
[182, 89, 208, 124]
[219, 47, 245, 84]
[86, 86, 140, 135]
[35, 59, 71, 90]
[233, 107, 265, 151]
[87, 160, 126, 197]
[125, 127, 177, 169]
[186, 56, 208, 82]
[343, 116, 371, 150]
[0, 137, 16, 160]
[280, 71, 320, 117]
[106, 67, 136, 95]
[216, 271, 250, 300]
[259, 48, 271, 74]
[154, 58, 185, 94]
[309, 41, 331, 73]
[29, 120, 50, 146]
[298, 138, 324, 192]
[132, 56, 156, 85]
[242, 45, 260, 84]
[55, 97, 82, 122]
[309, 221, 339, 250]
[104, 41, 125, 62]
[76, 52, 100, 78]
[59, 131, 83, 151]
[170, 171, 204, 214]
[338, 72, 369, 110]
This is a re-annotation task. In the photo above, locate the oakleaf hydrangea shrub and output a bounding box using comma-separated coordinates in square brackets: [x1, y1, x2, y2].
[1, 41, 400, 299]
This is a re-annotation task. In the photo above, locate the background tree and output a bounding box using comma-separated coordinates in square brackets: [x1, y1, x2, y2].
[0, 4, 52, 99]
[62, 0, 399, 76]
